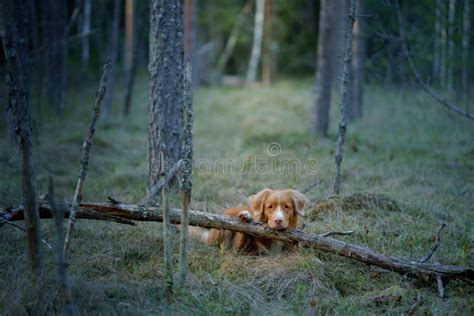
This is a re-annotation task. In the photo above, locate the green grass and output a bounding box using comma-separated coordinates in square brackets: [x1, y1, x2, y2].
[1, 77, 473, 314]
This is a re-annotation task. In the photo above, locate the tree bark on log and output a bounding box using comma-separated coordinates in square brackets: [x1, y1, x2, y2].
[2, 202, 472, 283]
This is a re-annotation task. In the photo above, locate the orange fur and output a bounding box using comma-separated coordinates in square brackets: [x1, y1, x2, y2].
[203, 189, 308, 255]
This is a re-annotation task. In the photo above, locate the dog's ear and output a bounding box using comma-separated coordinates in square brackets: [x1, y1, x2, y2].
[248, 188, 272, 222]
[289, 190, 308, 217]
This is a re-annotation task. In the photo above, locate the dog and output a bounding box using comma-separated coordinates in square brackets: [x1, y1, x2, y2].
[189, 188, 308, 255]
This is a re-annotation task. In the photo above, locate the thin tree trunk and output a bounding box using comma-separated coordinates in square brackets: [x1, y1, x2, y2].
[332, 0, 348, 86]
[462, 0, 470, 104]
[148, 0, 185, 194]
[82, 0, 91, 67]
[262, 0, 272, 85]
[178, 62, 193, 287]
[2, 1, 42, 271]
[102, 0, 121, 120]
[447, 0, 456, 92]
[41, 0, 67, 115]
[440, 2, 448, 89]
[311, 0, 334, 137]
[123, 1, 147, 117]
[350, 0, 365, 120]
[333, 0, 355, 195]
[433, 0, 442, 83]
[63, 62, 111, 255]
[4, 203, 473, 283]
[124, 0, 134, 70]
[160, 152, 173, 292]
[246, 0, 265, 84]
[212, 0, 252, 83]
[46, 179, 77, 316]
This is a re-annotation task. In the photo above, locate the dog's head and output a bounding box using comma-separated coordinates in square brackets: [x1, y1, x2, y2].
[249, 188, 308, 230]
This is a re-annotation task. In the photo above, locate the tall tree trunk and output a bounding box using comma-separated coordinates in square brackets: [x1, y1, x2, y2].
[2, 0, 42, 271]
[124, 1, 147, 117]
[148, 0, 184, 193]
[82, 0, 92, 67]
[42, 0, 67, 115]
[447, 0, 456, 92]
[262, 0, 272, 85]
[246, 0, 265, 84]
[102, 0, 121, 120]
[462, 0, 470, 104]
[350, 0, 365, 120]
[433, 0, 442, 83]
[311, 0, 334, 137]
[333, 0, 355, 195]
[440, 1, 448, 89]
[124, 0, 134, 70]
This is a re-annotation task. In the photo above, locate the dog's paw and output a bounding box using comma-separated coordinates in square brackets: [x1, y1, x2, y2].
[238, 210, 253, 223]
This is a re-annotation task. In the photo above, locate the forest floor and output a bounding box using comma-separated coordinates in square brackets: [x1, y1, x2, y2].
[0, 77, 473, 314]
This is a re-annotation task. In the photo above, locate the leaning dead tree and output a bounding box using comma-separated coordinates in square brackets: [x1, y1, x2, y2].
[333, 0, 356, 195]
[2, 2, 42, 271]
[396, 2, 474, 122]
[63, 61, 111, 255]
[2, 202, 472, 284]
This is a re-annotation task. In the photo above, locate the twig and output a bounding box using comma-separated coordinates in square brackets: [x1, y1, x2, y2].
[161, 151, 173, 293]
[302, 179, 323, 194]
[141, 159, 182, 205]
[436, 274, 444, 298]
[0, 219, 52, 250]
[319, 230, 354, 238]
[395, 1, 474, 121]
[63, 61, 111, 255]
[46, 177, 78, 315]
[408, 294, 422, 316]
[420, 223, 446, 263]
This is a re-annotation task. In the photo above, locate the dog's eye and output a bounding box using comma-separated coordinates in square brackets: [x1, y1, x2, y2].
[268, 205, 273, 209]
[284, 205, 289, 209]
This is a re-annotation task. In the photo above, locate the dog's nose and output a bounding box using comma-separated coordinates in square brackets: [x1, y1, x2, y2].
[274, 219, 282, 225]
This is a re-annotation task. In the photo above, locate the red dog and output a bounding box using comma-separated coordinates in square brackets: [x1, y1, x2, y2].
[190, 189, 308, 255]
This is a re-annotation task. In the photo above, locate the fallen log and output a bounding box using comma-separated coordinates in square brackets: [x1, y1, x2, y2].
[1, 202, 472, 283]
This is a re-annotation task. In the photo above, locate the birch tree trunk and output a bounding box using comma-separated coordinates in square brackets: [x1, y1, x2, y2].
[2, 1, 42, 271]
[82, 0, 91, 67]
[246, 0, 265, 84]
[148, 0, 185, 195]
[462, 0, 470, 103]
[447, 0, 456, 92]
[311, 0, 334, 137]
[262, 0, 272, 85]
[102, 0, 121, 120]
[350, 0, 366, 120]
[333, 0, 355, 195]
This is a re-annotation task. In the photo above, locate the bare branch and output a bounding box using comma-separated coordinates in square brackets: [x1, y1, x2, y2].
[319, 230, 354, 237]
[0, 219, 52, 250]
[396, 1, 474, 121]
[420, 223, 446, 263]
[63, 61, 111, 255]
